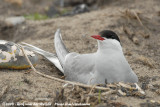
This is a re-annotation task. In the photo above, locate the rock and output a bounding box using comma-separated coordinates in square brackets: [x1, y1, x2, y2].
[4, 16, 25, 27]
[72, 4, 90, 14]
[0, 40, 38, 69]
[55, 0, 97, 7]
[63, 4, 90, 16]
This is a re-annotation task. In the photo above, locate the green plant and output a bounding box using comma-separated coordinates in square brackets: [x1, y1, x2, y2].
[24, 13, 49, 20]
[98, 90, 101, 104]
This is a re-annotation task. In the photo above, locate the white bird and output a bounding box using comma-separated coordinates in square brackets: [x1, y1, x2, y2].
[22, 29, 138, 85]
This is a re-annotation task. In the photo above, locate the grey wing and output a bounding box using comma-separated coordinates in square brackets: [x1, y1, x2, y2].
[64, 53, 96, 84]
[54, 29, 69, 67]
[21, 42, 64, 73]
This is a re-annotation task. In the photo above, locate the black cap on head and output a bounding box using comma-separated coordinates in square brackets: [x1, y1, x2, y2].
[99, 30, 120, 42]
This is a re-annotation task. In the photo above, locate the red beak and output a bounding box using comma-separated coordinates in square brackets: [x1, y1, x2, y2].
[91, 35, 105, 41]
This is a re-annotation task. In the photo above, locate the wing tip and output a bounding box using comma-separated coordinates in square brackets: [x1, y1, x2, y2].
[55, 28, 63, 40]
[56, 28, 61, 34]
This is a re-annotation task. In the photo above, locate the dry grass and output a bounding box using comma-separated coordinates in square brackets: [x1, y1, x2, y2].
[137, 55, 155, 68]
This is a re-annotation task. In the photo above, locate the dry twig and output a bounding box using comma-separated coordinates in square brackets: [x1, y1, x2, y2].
[86, 85, 96, 103]
[133, 10, 151, 36]
[123, 26, 139, 44]
[118, 82, 135, 89]
[87, 90, 116, 97]
[133, 11, 143, 26]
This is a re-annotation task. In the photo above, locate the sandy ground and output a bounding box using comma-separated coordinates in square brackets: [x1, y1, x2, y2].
[0, 0, 160, 107]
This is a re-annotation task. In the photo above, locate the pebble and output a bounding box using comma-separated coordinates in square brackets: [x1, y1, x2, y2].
[4, 16, 25, 27]
[0, 40, 38, 69]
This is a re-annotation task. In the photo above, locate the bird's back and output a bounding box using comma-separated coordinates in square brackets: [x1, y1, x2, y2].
[64, 52, 96, 84]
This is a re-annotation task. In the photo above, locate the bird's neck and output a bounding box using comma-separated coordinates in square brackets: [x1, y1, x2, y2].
[97, 40, 122, 53]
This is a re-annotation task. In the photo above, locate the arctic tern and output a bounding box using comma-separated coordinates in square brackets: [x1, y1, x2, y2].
[22, 29, 138, 85]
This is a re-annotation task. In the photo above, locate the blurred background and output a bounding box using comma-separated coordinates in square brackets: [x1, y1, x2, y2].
[0, 0, 110, 17]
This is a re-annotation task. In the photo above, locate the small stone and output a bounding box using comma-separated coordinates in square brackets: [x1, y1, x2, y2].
[4, 16, 25, 27]
[63, 4, 90, 16]
[0, 40, 38, 69]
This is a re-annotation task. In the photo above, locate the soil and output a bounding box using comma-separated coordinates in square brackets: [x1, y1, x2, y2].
[0, 0, 160, 107]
